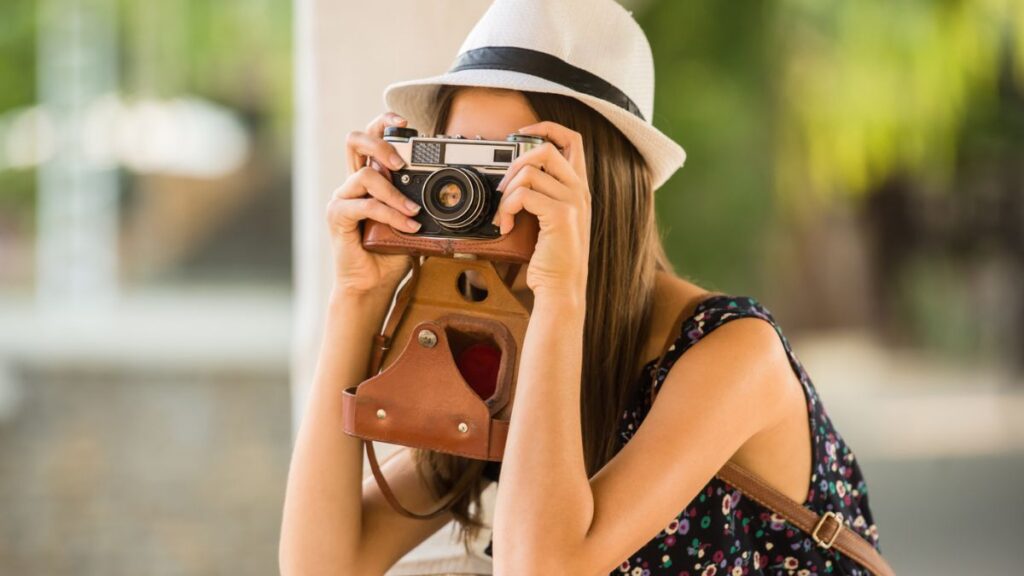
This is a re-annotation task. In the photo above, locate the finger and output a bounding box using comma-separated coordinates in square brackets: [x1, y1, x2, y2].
[495, 164, 569, 206]
[366, 111, 407, 136]
[494, 186, 558, 235]
[369, 158, 392, 182]
[497, 142, 577, 192]
[346, 112, 407, 174]
[346, 129, 407, 174]
[334, 166, 421, 217]
[328, 196, 422, 235]
[513, 121, 586, 178]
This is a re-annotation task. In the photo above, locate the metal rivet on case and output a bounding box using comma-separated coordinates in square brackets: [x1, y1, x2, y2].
[418, 329, 437, 348]
[457, 422, 469, 433]
[400, 174, 411, 184]
[376, 408, 387, 419]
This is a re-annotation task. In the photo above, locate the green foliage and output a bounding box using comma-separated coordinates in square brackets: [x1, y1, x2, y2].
[894, 253, 981, 362]
[0, 0, 37, 222]
[115, 0, 293, 145]
[637, 0, 778, 295]
[0, 0, 36, 112]
[0, 0, 294, 230]
[637, 0, 1024, 296]
[775, 0, 1024, 202]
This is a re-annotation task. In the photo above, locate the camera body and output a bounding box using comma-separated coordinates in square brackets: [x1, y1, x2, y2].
[384, 127, 545, 239]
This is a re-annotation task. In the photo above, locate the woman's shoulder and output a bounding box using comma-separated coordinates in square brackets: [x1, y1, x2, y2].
[642, 275, 796, 410]
[643, 274, 778, 363]
[639, 272, 720, 365]
[647, 272, 785, 347]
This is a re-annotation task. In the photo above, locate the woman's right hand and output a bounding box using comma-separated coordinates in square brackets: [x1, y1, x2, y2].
[326, 111, 423, 299]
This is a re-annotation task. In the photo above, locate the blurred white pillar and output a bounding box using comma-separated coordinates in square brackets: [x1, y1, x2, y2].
[36, 0, 120, 309]
[291, 1, 493, 572]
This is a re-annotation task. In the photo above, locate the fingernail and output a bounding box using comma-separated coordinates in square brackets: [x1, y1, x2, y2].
[404, 199, 421, 214]
[407, 219, 422, 232]
[390, 113, 406, 124]
[500, 219, 511, 235]
[389, 154, 405, 170]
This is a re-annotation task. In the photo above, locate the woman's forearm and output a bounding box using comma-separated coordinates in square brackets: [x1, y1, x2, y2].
[492, 292, 593, 573]
[279, 288, 391, 575]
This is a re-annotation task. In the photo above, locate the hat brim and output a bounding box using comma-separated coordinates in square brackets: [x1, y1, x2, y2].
[383, 69, 685, 190]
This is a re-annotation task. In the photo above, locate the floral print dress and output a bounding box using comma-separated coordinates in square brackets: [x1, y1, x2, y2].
[482, 294, 883, 576]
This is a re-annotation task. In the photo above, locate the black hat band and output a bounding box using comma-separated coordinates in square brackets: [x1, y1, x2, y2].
[448, 46, 645, 121]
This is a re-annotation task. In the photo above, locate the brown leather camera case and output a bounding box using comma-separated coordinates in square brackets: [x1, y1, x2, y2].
[362, 212, 539, 263]
[341, 256, 531, 461]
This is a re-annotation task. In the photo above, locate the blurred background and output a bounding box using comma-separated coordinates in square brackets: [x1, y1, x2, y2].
[0, 0, 1021, 574]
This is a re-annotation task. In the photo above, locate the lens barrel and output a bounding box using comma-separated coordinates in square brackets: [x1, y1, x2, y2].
[420, 167, 490, 231]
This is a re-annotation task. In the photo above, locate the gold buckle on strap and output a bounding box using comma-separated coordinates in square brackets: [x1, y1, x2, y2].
[812, 511, 842, 549]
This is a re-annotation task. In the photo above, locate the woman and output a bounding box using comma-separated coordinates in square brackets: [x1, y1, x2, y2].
[280, 1, 885, 575]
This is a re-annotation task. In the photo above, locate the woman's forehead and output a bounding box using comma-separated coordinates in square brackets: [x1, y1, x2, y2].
[443, 87, 539, 140]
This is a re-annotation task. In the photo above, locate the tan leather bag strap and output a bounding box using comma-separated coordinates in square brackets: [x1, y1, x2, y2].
[368, 255, 422, 377]
[714, 462, 895, 576]
[500, 263, 521, 286]
[364, 440, 484, 521]
[361, 256, 503, 521]
[651, 296, 895, 576]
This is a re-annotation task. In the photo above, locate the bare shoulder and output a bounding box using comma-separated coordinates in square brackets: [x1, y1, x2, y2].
[666, 315, 795, 424]
[646, 273, 802, 436]
[581, 280, 811, 566]
[647, 284, 815, 500]
[639, 272, 716, 364]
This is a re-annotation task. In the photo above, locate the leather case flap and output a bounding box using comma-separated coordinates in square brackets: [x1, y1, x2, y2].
[343, 316, 512, 461]
[362, 212, 539, 263]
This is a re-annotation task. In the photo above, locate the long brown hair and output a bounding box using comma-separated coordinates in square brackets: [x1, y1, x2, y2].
[413, 85, 675, 552]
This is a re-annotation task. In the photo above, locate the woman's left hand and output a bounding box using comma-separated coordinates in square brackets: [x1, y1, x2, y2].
[491, 121, 591, 302]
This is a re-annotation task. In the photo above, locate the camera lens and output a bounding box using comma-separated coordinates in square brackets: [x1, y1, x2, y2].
[437, 181, 463, 208]
[421, 167, 490, 231]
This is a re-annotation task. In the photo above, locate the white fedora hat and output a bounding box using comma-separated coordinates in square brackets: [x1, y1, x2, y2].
[382, 0, 686, 190]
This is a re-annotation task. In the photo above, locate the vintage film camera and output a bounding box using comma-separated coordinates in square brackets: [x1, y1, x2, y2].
[345, 129, 544, 519]
[379, 126, 545, 239]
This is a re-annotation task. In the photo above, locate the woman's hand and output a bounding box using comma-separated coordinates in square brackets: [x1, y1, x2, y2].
[491, 121, 591, 302]
[326, 112, 423, 299]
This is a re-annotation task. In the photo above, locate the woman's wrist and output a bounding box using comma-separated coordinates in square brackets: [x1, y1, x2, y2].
[329, 283, 392, 310]
[309, 286, 394, 394]
[532, 287, 587, 318]
[532, 278, 587, 310]
[326, 285, 393, 336]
